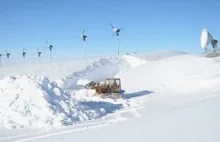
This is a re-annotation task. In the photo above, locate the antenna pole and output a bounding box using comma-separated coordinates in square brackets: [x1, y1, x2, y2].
[117, 35, 120, 56]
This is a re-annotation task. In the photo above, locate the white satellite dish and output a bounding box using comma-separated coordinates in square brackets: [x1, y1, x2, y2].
[200, 28, 218, 56]
[201, 28, 213, 49]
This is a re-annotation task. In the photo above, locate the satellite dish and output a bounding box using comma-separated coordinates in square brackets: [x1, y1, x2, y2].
[200, 28, 219, 56]
[201, 28, 213, 49]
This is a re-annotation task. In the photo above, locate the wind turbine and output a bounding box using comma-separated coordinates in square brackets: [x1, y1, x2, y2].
[36, 46, 42, 64]
[21, 48, 27, 64]
[110, 23, 123, 56]
[5, 48, 10, 62]
[77, 29, 87, 60]
[201, 28, 218, 57]
[46, 40, 53, 63]
[32, 46, 42, 64]
[0, 53, 3, 68]
[37, 46, 42, 63]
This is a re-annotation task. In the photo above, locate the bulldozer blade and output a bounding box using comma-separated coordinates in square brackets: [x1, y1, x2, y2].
[101, 93, 120, 99]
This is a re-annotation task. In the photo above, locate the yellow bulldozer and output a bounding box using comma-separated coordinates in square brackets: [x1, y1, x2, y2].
[91, 78, 123, 99]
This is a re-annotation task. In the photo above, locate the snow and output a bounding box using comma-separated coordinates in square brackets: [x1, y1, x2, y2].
[120, 54, 220, 93]
[58, 56, 130, 89]
[44, 95, 219, 142]
[122, 55, 147, 68]
[0, 75, 122, 130]
[0, 55, 140, 130]
[130, 50, 188, 61]
[0, 50, 220, 142]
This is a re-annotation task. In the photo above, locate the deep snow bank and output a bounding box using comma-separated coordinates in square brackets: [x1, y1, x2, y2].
[0, 51, 194, 130]
[122, 55, 147, 68]
[58, 57, 130, 89]
[119, 54, 220, 93]
[0, 55, 147, 130]
[0, 75, 121, 129]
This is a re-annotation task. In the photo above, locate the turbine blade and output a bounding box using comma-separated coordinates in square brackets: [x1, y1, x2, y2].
[120, 28, 124, 30]
[82, 29, 85, 34]
[109, 23, 114, 29]
[112, 32, 115, 37]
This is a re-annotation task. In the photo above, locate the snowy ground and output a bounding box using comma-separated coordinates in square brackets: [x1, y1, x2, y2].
[0, 50, 220, 142]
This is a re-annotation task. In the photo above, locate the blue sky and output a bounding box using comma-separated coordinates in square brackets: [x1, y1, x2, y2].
[0, 0, 220, 58]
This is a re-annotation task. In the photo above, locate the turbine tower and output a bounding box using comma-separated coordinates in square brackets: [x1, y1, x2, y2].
[110, 23, 123, 56]
[46, 40, 53, 63]
[80, 29, 87, 60]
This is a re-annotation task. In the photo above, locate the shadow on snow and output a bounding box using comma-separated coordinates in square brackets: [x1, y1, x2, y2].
[121, 90, 154, 99]
[79, 101, 123, 114]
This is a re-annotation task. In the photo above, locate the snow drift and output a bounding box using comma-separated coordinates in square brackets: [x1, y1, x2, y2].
[58, 57, 130, 89]
[0, 54, 148, 130]
[0, 51, 194, 130]
[122, 55, 147, 68]
[0, 75, 122, 129]
[119, 54, 220, 96]
[1, 51, 220, 142]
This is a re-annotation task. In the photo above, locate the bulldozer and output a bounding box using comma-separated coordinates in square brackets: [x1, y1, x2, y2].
[91, 78, 123, 99]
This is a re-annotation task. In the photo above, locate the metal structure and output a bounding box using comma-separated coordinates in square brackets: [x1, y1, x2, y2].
[201, 28, 219, 57]
[37, 47, 42, 63]
[91, 78, 122, 99]
[22, 48, 27, 64]
[32, 46, 42, 64]
[37, 47, 42, 58]
[110, 23, 123, 56]
[211, 39, 218, 52]
[0, 53, 2, 68]
[22, 48, 26, 58]
[46, 40, 53, 63]
[5, 48, 10, 62]
[80, 29, 87, 60]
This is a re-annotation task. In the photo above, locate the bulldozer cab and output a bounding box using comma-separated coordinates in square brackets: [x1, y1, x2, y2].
[104, 78, 121, 93]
